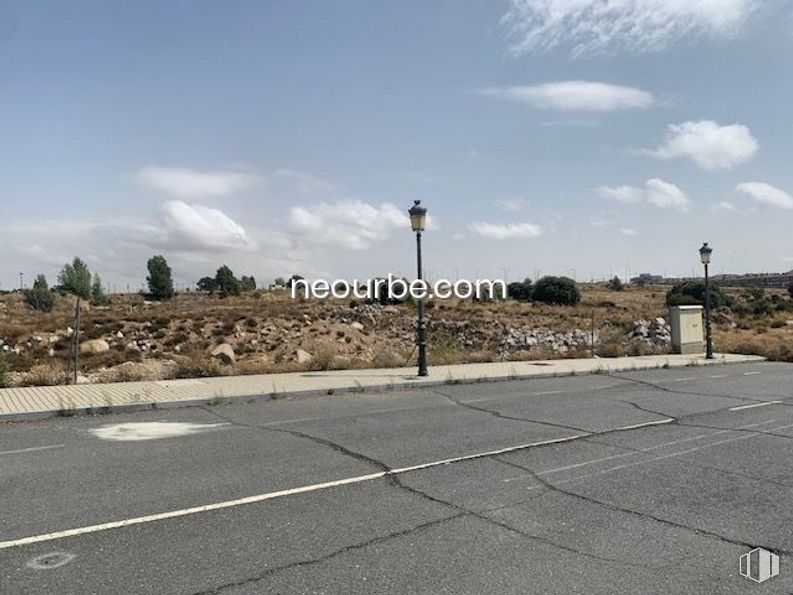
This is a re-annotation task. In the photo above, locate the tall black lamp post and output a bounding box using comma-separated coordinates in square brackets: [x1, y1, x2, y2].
[409, 200, 428, 376]
[699, 242, 714, 360]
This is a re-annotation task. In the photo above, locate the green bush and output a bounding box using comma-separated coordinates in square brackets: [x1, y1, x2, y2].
[57, 257, 92, 300]
[507, 278, 533, 301]
[532, 276, 580, 306]
[147, 255, 175, 300]
[0, 355, 9, 388]
[666, 280, 731, 308]
[24, 274, 55, 312]
[90, 274, 109, 306]
[215, 265, 241, 297]
[606, 276, 624, 291]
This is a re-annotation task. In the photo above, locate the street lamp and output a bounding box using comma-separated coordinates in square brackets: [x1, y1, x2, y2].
[409, 200, 428, 376]
[699, 242, 714, 359]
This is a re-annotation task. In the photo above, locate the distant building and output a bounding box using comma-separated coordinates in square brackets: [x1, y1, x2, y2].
[630, 273, 664, 285]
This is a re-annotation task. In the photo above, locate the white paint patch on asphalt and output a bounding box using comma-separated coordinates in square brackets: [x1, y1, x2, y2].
[0, 417, 674, 550]
[729, 401, 783, 412]
[744, 371, 762, 376]
[0, 445, 65, 456]
[26, 552, 75, 570]
[89, 422, 230, 442]
[709, 374, 727, 379]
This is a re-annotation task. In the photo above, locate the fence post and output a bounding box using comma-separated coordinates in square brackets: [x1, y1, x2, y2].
[73, 296, 81, 385]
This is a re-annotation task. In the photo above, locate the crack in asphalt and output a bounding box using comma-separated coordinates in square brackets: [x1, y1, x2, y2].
[429, 387, 591, 433]
[492, 456, 791, 557]
[607, 374, 765, 406]
[193, 406, 654, 593]
[189, 513, 466, 595]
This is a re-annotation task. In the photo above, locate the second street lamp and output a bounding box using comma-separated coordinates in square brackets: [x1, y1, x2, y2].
[409, 200, 428, 377]
[699, 242, 714, 360]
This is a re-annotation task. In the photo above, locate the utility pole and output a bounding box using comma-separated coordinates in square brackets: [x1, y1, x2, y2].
[19, 272, 23, 292]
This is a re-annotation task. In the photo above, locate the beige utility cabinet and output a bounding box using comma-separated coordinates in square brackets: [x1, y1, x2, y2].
[669, 305, 704, 355]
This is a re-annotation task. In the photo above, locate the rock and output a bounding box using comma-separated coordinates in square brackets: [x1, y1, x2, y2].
[48, 336, 60, 344]
[296, 349, 313, 364]
[116, 330, 124, 339]
[79, 339, 110, 355]
[350, 321, 365, 331]
[211, 343, 236, 365]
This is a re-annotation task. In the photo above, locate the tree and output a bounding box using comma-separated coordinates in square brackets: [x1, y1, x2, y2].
[607, 276, 625, 292]
[274, 277, 286, 287]
[24, 274, 55, 312]
[215, 265, 241, 297]
[788, 282, 793, 300]
[58, 257, 92, 300]
[147, 255, 175, 300]
[91, 273, 109, 306]
[240, 275, 257, 292]
[532, 276, 581, 306]
[666, 281, 730, 308]
[197, 277, 218, 293]
[507, 278, 533, 301]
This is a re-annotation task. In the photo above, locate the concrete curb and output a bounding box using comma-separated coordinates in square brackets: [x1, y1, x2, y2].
[0, 355, 766, 423]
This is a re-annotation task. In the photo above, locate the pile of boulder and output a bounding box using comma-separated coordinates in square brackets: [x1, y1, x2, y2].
[499, 327, 596, 356]
[629, 317, 672, 347]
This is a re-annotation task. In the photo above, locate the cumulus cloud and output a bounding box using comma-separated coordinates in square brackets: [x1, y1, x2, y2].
[468, 222, 543, 239]
[160, 201, 255, 250]
[289, 200, 409, 250]
[597, 179, 689, 211]
[642, 120, 758, 170]
[620, 228, 638, 237]
[137, 166, 262, 199]
[736, 182, 793, 209]
[479, 81, 653, 111]
[503, 0, 757, 57]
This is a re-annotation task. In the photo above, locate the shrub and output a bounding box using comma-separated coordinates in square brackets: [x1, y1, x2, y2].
[24, 274, 55, 312]
[789, 282, 793, 300]
[666, 280, 731, 308]
[197, 276, 217, 293]
[532, 276, 581, 306]
[58, 257, 92, 300]
[91, 274, 109, 306]
[240, 276, 257, 292]
[606, 276, 624, 292]
[147, 255, 175, 300]
[18, 364, 67, 387]
[507, 278, 533, 301]
[215, 265, 241, 297]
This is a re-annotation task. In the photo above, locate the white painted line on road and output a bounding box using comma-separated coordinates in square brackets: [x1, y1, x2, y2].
[0, 418, 673, 550]
[729, 401, 783, 412]
[709, 374, 727, 379]
[533, 390, 564, 396]
[502, 419, 780, 483]
[0, 445, 65, 456]
[744, 371, 762, 376]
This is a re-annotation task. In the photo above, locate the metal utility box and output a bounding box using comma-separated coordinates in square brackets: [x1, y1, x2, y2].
[669, 305, 704, 355]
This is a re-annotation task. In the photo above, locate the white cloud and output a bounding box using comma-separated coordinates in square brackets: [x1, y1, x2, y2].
[137, 166, 261, 199]
[596, 185, 644, 204]
[715, 201, 736, 211]
[736, 182, 793, 209]
[161, 201, 255, 250]
[620, 228, 638, 237]
[479, 81, 653, 112]
[503, 0, 757, 57]
[643, 120, 758, 170]
[597, 179, 689, 211]
[468, 222, 543, 239]
[494, 198, 527, 211]
[289, 200, 409, 250]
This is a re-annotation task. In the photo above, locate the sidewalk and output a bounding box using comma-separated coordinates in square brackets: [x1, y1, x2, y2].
[0, 353, 764, 421]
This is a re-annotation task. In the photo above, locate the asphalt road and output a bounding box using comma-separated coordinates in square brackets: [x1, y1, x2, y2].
[3, 362, 793, 594]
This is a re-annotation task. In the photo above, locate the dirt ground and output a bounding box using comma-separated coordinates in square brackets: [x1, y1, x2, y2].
[0, 284, 788, 387]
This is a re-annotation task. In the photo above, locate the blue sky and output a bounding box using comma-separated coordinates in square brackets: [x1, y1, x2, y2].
[3, 0, 793, 290]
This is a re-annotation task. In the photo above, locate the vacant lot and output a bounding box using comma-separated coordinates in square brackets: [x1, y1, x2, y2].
[0, 284, 788, 387]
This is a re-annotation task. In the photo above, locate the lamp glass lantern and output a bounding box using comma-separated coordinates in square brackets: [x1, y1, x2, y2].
[699, 242, 713, 265]
[409, 200, 427, 232]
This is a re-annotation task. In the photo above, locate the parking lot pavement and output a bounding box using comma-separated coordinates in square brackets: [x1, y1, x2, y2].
[2, 361, 792, 594]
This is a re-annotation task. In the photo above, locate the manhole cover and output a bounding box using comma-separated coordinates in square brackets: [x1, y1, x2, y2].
[26, 552, 75, 570]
